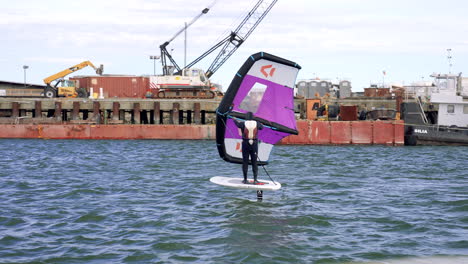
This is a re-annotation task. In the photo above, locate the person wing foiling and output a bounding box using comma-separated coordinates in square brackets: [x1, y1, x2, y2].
[233, 112, 264, 184]
[215, 52, 301, 187]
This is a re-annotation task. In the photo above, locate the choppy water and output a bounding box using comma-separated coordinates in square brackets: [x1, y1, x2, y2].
[0, 139, 467, 264]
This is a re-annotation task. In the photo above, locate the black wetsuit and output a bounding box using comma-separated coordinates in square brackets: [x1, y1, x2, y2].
[234, 118, 264, 181]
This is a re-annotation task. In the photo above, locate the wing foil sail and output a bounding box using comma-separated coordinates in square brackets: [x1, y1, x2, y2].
[216, 52, 301, 165]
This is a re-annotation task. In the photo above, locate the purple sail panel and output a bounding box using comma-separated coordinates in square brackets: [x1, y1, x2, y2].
[232, 75, 296, 131]
[225, 118, 290, 145]
[225, 119, 241, 139]
[258, 128, 290, 145]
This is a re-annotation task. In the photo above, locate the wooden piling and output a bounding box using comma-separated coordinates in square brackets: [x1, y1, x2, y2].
[34, 101, 42, 118]
[133, 103, 140, 124]
[54, 101, 62, 121]
[12, 102, 19, 118]
[112, 102, 120, 121]
[93, 101, 100, 123]
[194, 103, 201, 124]
[72, 102, 80, 120]
[153, 102, 160, 124]
[172, 103, 180, 125]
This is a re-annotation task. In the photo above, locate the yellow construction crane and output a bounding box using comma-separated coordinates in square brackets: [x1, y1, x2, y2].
[43, 61, 103, 98]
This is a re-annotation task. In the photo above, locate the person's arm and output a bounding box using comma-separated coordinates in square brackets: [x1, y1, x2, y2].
[231, 118, 244, 137]
[233, 117, 244, 128]
[257, 121, 264, 130]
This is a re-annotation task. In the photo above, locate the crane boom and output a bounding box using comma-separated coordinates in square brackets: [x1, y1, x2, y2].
[184, 0, 278, 78]
[42, 60, 103, 98]
[160, 2, 216, 75]
[43, 61, 103, 85]
[154, 0, 278, 99]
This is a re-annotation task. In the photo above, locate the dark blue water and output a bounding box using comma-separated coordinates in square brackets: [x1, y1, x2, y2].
[0, 139, 467, 263]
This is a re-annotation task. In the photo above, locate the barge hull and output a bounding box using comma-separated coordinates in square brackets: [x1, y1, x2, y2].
[0, 124, 216, 140]
[0, 120, 404, 145]
[405, 124, 468, 146]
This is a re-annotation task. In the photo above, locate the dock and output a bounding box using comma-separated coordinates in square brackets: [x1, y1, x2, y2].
[0, 98, 220, 125]
[0, 97, 404, 145]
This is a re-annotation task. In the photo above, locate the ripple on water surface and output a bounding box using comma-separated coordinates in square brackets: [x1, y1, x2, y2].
[0, 140, 467, 263]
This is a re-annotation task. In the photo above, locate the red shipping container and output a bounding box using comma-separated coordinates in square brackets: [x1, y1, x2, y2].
[377, 88, 391, 97]
[364, 88, 377, 97]
[71, 75, 150, 98]
[340, 105, 358, 121]
[330, 121, 351, 144]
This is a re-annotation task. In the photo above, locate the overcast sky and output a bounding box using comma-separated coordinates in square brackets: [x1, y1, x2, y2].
[2, 0, 468, 91]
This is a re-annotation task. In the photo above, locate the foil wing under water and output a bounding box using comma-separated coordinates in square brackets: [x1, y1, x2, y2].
[216, 52, 301, 165]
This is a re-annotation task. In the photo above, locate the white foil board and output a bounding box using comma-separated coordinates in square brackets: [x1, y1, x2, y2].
[210, 176, 281, 191]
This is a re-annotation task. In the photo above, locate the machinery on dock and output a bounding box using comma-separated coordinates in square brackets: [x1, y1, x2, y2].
[155, 0, 278, 99]
[43, 61, 103, 98]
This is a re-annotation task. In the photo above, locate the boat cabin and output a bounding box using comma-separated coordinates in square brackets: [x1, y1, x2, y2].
[430, 73, 468, 127]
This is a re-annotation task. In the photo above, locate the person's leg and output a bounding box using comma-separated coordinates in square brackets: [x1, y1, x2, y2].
[251, 141, 258, 183]
[242, 141, 249, 183]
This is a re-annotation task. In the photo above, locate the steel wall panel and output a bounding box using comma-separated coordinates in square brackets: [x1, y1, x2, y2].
[394, 120, 405, 146]
[0, 124, 215, 140]
[330, 121, 351, 144]
[310, 121, 330, 144]
[351, 121, 373, 144]
[280, 120, 310, 144]
[373, 121, 394, 145]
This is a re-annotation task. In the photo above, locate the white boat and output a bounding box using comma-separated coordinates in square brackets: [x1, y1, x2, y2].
[402, 73, 468, 145]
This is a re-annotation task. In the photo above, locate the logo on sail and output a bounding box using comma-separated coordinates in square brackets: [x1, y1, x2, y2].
[260, 65, 276, 78]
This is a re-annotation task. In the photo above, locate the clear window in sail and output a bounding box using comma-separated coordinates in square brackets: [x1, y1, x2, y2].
[239, 82, 267, 113]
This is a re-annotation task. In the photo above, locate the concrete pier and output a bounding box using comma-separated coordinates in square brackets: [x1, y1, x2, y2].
[0, 98, 222, 125]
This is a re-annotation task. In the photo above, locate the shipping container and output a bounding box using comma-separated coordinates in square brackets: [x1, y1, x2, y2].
[340, 105, 358, 121]
[364, 88, 377, 97]
[364, 87, 391, 98]
[71, 75, 150, 98]
[377, 88, 391, 97]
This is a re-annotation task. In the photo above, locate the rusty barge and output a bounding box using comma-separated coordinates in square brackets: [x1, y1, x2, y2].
[0, 97, 404, 145]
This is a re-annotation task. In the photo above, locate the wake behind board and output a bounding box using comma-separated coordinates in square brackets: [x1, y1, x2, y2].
[210, 176, 281, 191]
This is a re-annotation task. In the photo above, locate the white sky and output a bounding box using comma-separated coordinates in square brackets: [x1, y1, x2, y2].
[2, 0, 468, 91]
